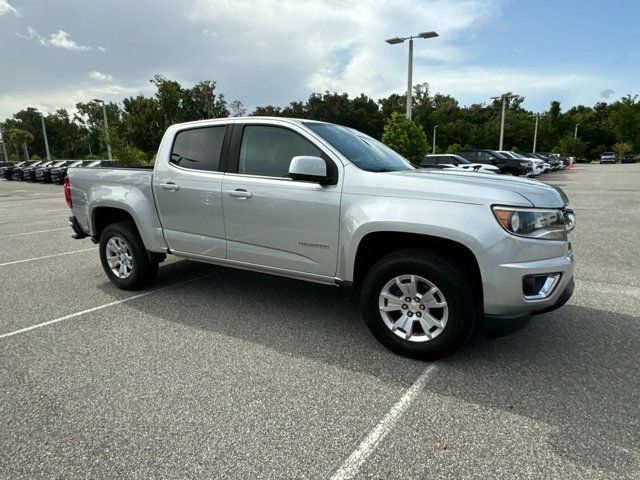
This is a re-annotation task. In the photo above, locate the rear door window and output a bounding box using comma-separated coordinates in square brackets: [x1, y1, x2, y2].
[171, 126, 226, 172]
[477, 152, 493, 163]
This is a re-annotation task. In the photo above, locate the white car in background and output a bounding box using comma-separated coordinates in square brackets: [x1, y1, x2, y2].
[499, 151, 544, 176]
[423, 154, 500, 174]
[600, 152, 616, 164]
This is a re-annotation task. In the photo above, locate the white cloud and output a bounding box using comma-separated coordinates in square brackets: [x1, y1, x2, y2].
[45, 30, 93, 51]
[0, 82, 153, 119]
[0, 0, 20, 16]
[187, 0, 504, 102]
[89, 70, 114, 82]
[16, 27, 94, 51]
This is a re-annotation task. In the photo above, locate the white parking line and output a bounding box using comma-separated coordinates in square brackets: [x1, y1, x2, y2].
[330, 364, 437, 480]
[0, 227, 68, 238]
[0, 271, 224, 339]
[0, 247, 96, 267]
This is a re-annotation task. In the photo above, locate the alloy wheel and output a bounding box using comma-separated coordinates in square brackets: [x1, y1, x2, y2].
[378, 274, 448, 342]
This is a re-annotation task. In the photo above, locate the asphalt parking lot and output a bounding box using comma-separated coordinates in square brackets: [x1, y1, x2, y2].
[1, 165, 639, 479]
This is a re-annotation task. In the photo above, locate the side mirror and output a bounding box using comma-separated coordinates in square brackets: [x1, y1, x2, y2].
[289, 156, 332, 184]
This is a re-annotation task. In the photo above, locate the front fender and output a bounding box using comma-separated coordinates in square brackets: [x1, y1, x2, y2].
[337, 194, 490, 282]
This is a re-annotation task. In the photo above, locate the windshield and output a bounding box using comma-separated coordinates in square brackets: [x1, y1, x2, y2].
[52, 161, 66, 167]
[489, 151, 509, 160]
[305, 122, 413, 172]
[86, 161, 101, 167]
[449, 155, 470, 164]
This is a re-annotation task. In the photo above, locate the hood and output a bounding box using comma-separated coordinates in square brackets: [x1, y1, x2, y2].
[381, 169, 568, 208]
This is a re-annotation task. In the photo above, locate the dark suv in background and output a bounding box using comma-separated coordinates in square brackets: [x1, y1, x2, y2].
[456, 149, 533, 176]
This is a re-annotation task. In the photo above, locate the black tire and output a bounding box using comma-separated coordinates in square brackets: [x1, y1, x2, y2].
[360, 250, 477, 360]
[99, 221, 158, 291]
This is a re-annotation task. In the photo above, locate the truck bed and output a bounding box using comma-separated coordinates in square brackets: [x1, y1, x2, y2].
[67, 166, 167, 252]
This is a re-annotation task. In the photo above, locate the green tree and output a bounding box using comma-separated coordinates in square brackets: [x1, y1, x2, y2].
[613, 141, 633, 160]
[608, 95, 639, 149]
[6, 128, 34, 160]
[381, 112, 429, 165]
[252, 105, 283, 116]
[446, 143, 461, 154]
[559, 134, 587, 157]
[181, 80, 229, 121]
[229, 99, 246, 117]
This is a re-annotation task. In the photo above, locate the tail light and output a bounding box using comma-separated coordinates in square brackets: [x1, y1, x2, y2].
[64, 176, 72, 207]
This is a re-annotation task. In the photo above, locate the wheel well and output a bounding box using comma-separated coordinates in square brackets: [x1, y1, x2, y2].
[352, 231, 483, 302]
[92, 207, 136, 240]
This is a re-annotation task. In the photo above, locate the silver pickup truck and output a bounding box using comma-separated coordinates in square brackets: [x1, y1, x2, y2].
[66, 117, 575, 359]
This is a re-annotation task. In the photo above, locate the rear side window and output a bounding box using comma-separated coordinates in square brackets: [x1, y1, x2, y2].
[171, 126, 226, 172]
[238, 125, 322, 178]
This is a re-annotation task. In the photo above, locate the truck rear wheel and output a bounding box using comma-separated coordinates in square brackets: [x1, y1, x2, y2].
[360, 250, 476, 360]
[99, 221, 158, 291]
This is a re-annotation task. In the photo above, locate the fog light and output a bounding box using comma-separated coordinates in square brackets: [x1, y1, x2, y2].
[523, 273, 561, 301]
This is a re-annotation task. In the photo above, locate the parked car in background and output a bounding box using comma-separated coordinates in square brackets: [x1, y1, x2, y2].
[523, 153, 561, 171]
[66, 117, 575, 359]
[86, 160, 116, 168]
[51, 160, 85, 184]
[498, 151, 543, 176]
[600, 152, 616, 164]
[1, 161, 28, 180]
[50, 159, 115, 184]
[621, 154, 636, 164]
[11, 161, 44, 180]
[456, 149, 533, 176]
[423, 154, 500, 174]
[22, 160, 54, 181]
[35, 160, 73, 182]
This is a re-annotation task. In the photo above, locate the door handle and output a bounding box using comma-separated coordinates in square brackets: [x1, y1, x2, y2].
[226, 189, 252, 199]
[160, 182, 180, 191]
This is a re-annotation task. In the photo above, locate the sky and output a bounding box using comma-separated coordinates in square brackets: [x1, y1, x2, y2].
[1, 0, 638, 119]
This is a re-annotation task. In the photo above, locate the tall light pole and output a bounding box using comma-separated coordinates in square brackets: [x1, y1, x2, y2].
[40, 112, 51, 161]
[574, 123, 579, 139]
[432, 125, 438, 154]
[93, 99, 112, 161]
[491, 92, 518, 150]
[0, 125, 8, 162]
[386, 31, 439, 121]
[529, 113, 546, 153]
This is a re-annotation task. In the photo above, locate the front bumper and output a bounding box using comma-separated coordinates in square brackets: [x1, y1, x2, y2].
[483, 276, 574, 337]
[483, 250, 575, 317]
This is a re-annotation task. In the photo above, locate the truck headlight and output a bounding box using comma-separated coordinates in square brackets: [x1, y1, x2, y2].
[492, 206, 567, 241]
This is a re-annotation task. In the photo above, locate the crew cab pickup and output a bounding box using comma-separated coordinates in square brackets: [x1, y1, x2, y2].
[67, 117, 575, 359]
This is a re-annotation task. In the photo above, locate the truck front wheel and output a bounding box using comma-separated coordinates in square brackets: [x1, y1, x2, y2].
[361, 250, 476, 360]
[99, 221, 158, 291]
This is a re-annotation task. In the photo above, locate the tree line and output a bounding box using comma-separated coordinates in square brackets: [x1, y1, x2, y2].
[1, 74, 638, 164]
